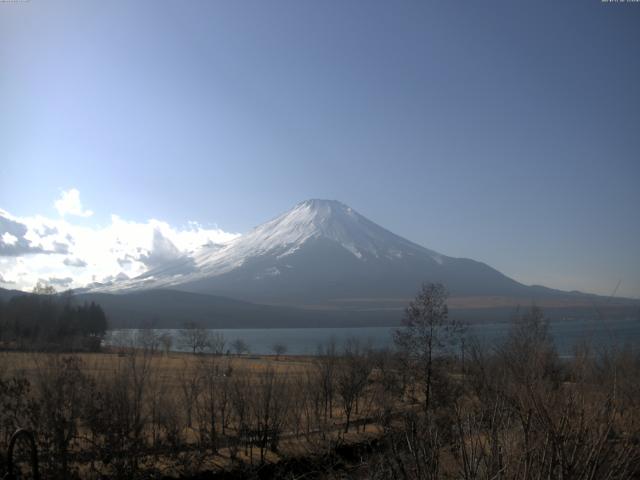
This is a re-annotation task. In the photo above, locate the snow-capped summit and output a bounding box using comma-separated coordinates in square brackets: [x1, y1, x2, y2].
[98, 199, 532, 306]
[214, 198, 443, 263]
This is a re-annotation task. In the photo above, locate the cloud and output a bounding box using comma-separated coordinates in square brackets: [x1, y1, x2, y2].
[115, 272, 130, 282]
[0, 273, 15, 285]
[54, 189, 93, 217]
[0, 214, 47, 256]
[1, 233, 18, 246]
[0, 200, 240, 292]
[116, 254, 137, 267]
[63, 257, 88, 268]
[97, 272, 131, 286]
[138, 229, 183, 268]
[53, 241, 69, 254]
[38, 225, 58, 236]
[43, 276, 73, 288]
[0, 211, 72, 257]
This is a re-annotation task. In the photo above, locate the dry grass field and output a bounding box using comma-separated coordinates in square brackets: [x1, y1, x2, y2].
[1, 306, 639, 479]
[0, 350, 314, 380]
[0, 346, 395, 478]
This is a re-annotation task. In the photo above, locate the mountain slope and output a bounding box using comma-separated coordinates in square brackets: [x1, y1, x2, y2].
[2, 287, 635, 330]
[100, 199, 584, 308]
[0, 287, 28, 302]
[74, 289, 397, 328]
[4, 199, 638, 328]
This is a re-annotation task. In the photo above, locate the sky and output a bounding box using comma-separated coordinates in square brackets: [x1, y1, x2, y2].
[1, 0, 639, 298]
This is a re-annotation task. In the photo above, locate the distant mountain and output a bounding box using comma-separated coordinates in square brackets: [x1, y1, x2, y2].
[98, 199, 612, 309]
[3, 200, 638, 328]
[0, 287, 27, 302]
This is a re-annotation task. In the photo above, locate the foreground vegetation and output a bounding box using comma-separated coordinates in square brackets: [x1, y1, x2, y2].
[0, 284, 638, 479]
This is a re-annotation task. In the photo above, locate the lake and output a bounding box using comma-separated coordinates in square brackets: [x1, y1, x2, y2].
[107, 317, 640, 357]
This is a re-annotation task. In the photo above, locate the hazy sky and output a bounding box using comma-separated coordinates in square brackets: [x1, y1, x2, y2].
[1, 1, 639, 297]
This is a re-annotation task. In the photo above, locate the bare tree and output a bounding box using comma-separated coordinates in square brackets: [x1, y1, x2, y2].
[194, 355, 224, 451]
[369, 348, 403, 432]
[84, 347, 156, 478]
[250, 367, 291, 462]
[32, 355, 90, 478]
[158, 332, 173, 356]
[393, 283, 463, 412]
[336, 338, 372, 433]
[208, 332, 226, 355]
[231, 338, 249, 356]
[32, 281, 56, 295]
[217, 362, 233, 436]
[500, 305, 558, 384]
[137, 328, 160, 354]
[229, 368, 251, 459]
[178, 361, 201, 429]
[178, 321, 211, 354]
[315, 338, 338, 425]
[272, 342, 287, 360]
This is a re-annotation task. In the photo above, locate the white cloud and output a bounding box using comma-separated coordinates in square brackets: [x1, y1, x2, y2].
[0, 201, 240, 292]
[138, 229, 183, 268]
[43, 276, 73, 288]
[63, 257, 88, 268]
[54, 188, 94, 217]
[1, 232, 18, 246]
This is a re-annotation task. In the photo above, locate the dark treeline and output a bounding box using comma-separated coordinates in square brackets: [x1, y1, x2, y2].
[0, 283, 108, 351]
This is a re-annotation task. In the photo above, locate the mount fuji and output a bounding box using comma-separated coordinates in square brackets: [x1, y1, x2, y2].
[96, 199, 592, 310]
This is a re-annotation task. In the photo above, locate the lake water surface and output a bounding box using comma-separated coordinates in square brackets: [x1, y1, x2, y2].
[108, 317, 640, 357]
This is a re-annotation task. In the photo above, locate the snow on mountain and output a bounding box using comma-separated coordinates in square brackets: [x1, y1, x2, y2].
[94, 199, 533, 305]
[70, 199, 640, 322]
[99, 200, 438, 290]
[194, 198, 445, 266]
